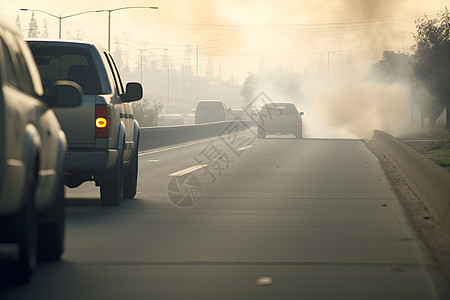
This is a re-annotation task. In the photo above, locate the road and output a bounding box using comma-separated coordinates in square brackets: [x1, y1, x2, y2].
[1, 130, 449, 299]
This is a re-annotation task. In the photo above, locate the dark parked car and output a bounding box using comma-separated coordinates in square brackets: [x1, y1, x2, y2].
[257, 102, 304, 139]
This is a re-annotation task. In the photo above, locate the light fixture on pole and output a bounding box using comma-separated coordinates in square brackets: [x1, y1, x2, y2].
[20, 8, 99, 39]
[97, 6, 158, 52]
[115, 42, 166, 84]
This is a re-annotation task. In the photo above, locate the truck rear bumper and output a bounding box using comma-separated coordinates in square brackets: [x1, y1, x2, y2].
[65, 149, 118, 171]
[260, 124, 300, 134]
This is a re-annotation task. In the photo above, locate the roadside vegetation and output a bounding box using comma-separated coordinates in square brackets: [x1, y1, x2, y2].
[367, 8, 450, 130]
[131, 99, 164, 126]
[399, 128, 450, 167]
[366, 8, 450, 168]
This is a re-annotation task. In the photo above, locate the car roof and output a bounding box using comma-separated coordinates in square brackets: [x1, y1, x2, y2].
[262, 102, 295, 106]
[0, 20, 21, 36]
[198, 100, 224, 103]
[26, 38, 106, 51]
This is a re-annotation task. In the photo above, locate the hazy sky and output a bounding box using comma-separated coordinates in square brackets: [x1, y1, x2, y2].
[1, 0, 448, 79]
[1, 0, 448, 138]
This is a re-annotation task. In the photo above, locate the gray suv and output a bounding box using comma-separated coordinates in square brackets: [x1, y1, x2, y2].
[257, 102, 304, 139]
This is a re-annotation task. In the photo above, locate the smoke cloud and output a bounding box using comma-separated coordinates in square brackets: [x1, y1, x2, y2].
[302, 79, 410, 139]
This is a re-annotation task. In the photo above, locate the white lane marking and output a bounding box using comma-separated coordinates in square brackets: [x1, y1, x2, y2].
[138, 128, 256, 157]
[148, 160, 160, 162]
[168, 164, 208, 177]
[138, 136, 220, 157]
[236, 145, 253, 151]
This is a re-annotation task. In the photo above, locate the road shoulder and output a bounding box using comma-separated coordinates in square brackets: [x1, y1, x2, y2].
[365, 139, 450, 287]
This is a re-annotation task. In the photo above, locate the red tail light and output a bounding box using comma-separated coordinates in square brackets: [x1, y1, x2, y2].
[96, 105, 111, 138]
[296, 122, 300, 126]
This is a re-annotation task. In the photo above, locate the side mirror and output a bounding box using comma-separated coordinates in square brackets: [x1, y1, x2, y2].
[123, 82, 143, 102]
[300, 112, 304, 117]
[48, 80, 83, 107]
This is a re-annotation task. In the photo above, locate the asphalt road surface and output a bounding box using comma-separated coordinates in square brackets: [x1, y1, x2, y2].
[2, 130, 449, 299]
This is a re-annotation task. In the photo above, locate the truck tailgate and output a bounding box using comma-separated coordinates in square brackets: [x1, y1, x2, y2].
[53, 95, 96, 148]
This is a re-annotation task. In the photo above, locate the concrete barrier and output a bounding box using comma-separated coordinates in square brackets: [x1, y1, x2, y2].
[139, 120, 254, 151]
[371, 130, 450, 230]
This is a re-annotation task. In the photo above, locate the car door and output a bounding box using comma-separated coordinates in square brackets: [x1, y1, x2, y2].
[102, 51, 133, 161]
[10, 33, 61, 204]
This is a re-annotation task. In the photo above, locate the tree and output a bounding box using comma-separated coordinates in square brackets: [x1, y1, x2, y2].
[43, 19, 49, 38]
[241, 73, 258, 107]
[28, 12, 39, 38]
[367, 51, 412, 85]
[15, 15, 21, 31]
[412, 8, 450, 129]
[131, 99, 164, 126]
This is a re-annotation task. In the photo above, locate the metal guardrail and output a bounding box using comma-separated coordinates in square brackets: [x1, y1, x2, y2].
[139, 120, 256, 151]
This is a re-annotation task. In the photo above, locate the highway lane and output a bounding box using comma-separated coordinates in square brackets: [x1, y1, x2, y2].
[1, 131, 449, 299]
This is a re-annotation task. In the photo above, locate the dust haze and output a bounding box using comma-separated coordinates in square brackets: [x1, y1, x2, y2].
[243, 0, 413, 139]
[3, 0, 445, 138]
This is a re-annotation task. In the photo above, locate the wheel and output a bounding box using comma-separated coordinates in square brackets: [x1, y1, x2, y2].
[100, 157, 124, 206]
[0, 164, 38, 285]
[123, 138, 139, 199]
[295, 124, 303, 139]
[37, 181, 65, 261]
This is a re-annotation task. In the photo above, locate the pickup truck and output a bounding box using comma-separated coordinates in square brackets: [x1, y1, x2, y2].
[0, 21, 82, 284]
[27, 39, 143, 206]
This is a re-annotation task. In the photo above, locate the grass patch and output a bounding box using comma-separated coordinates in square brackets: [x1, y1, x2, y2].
[398, 127, 450, 140]
[425, 149, 450, 166]
[398, 128, 450, 167]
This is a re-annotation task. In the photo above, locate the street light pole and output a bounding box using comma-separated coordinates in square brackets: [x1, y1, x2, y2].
[20, 8, 99, 39]
[165, 49, 170, 117]
[108, 10, 111, 52]
[115, 42, 166, 84]
[97, 6, 158, 52]
[196, 39, 218, 100]
[326, 50, 346, 80]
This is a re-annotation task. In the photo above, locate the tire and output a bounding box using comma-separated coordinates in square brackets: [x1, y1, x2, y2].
[123, 138, 139, 199]
[295, 124, 303, 139]
[37, 182, 65, 261]
[100, 157, 124, 206]
[0, 163, 38, 285]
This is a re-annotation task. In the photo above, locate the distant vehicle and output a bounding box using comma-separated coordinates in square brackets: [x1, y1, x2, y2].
[227, 109, 248, 121]
[257, 102, 304, 139]
[0, 21, 82, 284]
[195, 100, 228, 124]
[27, 39, 142, 206]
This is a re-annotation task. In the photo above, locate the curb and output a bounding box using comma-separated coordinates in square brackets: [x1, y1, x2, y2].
[371, 130, 450, 231]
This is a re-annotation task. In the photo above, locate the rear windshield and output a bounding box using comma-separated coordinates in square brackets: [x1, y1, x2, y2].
[28, 44, 102, 95]
[197, 101, 224, 111]
[260, 104, 298, 117]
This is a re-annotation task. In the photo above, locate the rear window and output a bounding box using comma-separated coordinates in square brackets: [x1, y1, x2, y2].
[197, 101, 224, 111]
[28, 44, 102, 95]
[260, 103, 298, 117]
